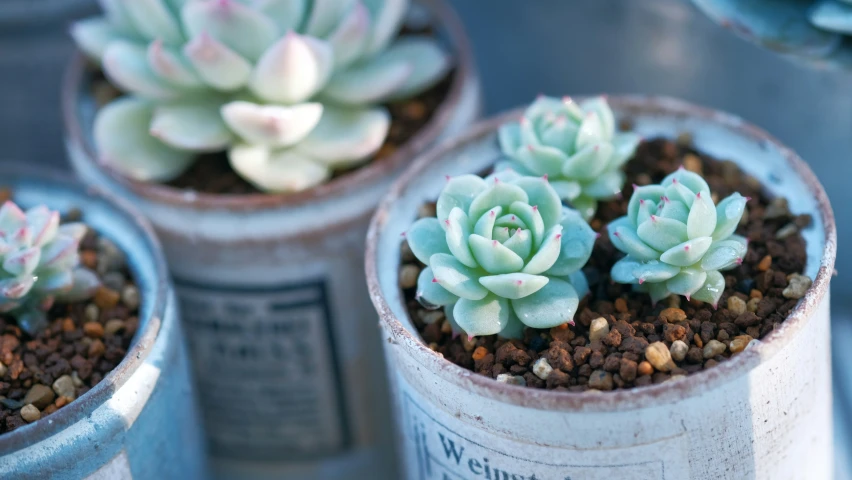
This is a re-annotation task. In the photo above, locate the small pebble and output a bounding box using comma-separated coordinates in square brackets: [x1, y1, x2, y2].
[729, 335, 753, 354]
[614, 298, 627, 313]
[419, 310, 444, 324]
[750, 289, 763, 300]
[400, 242, 415, 262]
[644, 342, 676, 372]
[682, 153, 702, 173]
[104, 319, 126, 336]
[495, 374, 526, 386]
[693, 333, 704, 348]
[83, 322, 105, 339]
[71, 372, 84, 388]
[101, 272, 126, 292]
[61, 318, 75, 332]
[670, 340, 688, 362]
[88, 339, 105, 358]
[665, 295, 681, 308]
[638, 361, 653, 376]
[703, 339, 727, 359]
[55, 396, 72, 408]
[472, 346, 488, 361]
[121, 285, 140, 310]
[94, 287, 120, 310]
[23, 384, 55, 410]
[783, 274, 812, 300]
[532, 358, 553, 380]
[84, 304, 100, 323]
[776, 223, 798, 240]
[417, 203, 436, 219]
[52, 375, 77, 400]
[588, 370, 614, 391]
[727, 296, 747, 315]
[747, 297, 760, 313]
[440, 320, 452, 334]
[659, 308, 686, 323]
[676, 131, 693, 146]
[0, 361, 6, 377]
[399, 265, 420, 289]
[588, 317, 610, 342]
[20, 404, 40, 423]
[764, 197, 790, 220]
[757, 255, 772, 272]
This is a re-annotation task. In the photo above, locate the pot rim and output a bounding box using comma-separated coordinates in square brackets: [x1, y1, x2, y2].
[0, 163, 169, 452]
[365, 95, 838, 412]
[60, 0, 475, 213]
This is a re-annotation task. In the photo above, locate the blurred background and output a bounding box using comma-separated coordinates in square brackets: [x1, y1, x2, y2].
[1, 0, 850, 474]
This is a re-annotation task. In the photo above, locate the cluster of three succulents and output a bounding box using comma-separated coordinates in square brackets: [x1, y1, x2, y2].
[406, 96, 749, 338]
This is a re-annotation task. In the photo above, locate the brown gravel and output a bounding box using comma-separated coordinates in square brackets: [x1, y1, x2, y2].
[0, 223, 138, 433]
[401, 138, 812, 391]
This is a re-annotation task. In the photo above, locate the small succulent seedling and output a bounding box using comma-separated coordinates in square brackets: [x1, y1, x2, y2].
[497, 95, 641, 220]
[607, 168, 748, 307]
[73, 0, 450, 192]
[405, 170, 596, 339]
[0, 202, 100, 334]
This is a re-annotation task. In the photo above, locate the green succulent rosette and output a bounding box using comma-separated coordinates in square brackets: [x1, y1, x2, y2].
[405, 170, 596, 339]
[608, 168, 749, 308]
[497, 95, 641, 220]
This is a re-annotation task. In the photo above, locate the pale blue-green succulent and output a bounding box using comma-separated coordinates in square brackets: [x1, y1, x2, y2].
[405, 170, 596, 339]
[608, 168, 749, 308]
[0, 202, 100, 335]
[497, 95, 641, 221]
[72, 0, 450, 192]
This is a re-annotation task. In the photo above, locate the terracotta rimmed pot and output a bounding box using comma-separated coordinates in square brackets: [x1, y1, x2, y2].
[61, 0, 480, 477]
[366, 96, 836, 480]
[0, 163, 206, 479]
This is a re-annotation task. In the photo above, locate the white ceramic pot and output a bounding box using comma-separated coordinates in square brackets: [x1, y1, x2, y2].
[61, 1, 481, 478]
[366, 96, 837, 480]
[0, 164, 207, 479]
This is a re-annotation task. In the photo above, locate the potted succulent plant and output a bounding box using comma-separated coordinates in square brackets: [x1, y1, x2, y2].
[63, 0, 479, 476]
[367, 95, 835, 479]
[0, 164, 205, 478]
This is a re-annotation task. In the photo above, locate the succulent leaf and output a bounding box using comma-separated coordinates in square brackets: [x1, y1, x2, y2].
[182, 0, 279, 61]
[228, 144, 330, 192]
[221, 101, 323, 148]
[249, 32, 333, 103]
[94, 97, 196, 181]
[290, 106, 390, 167]
[184, 33, 253, 91]
[408, 174, 593, 339]
[151, 101, 235, 151]
[415, 266, 458, 307]
[103, 41, 184, 100]
[608, 170, 748, 307]
[124, 0, 185, 45]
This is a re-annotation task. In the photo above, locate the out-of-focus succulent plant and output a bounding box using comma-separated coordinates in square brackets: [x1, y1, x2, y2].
[0, 202, 100, 335]
[497, 95, 641, 220]
[73, 0, 451, 192]
[404, 170, 596, 339]
[607, 168, 748, 308]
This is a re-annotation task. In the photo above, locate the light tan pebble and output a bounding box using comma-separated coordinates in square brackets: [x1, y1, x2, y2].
[588, 370, 614, 391]
[588, 317, 610, 343]
[729, 335, 754, 354]
[52, 375, 76, 400]
[532, 358, 553, 380]
[783, 274, 812, 300]
[418, 203, 436, 219]
[420, 310, 444, 325]
[747, 297, 761, 313]
[399, 264, 420, 289]
[727, 296, 747, 315]
[683, 154, 702, 173]
[757, 255, 772, 272]
[693, 333, 704, 349]
[20, 404, 40, 423]
[670, 340, 689, 362]
[764, 197, 790, 220]
[659, 308, 686, 323]
[461, 335, 477, 352]
[121, 285, 140, 309]
[703, 339, 727, 359]
[644, 342, 676, 372]
[104, 319, 126, 336]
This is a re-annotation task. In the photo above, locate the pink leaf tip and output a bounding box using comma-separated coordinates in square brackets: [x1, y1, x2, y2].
[595, 232, 602, 239]
[672, 178, 678, 184]
[445, 175, 451, 181]
[400, 231, 407, 237]
[467, 335, 475, 342]
[444, 219, 450, 226]
[684, 245, 690, 251]
[542, 174, 548, 181]
[555, 234, 562, 239]
[736, 257, 743, 265]
[650, 215, 657, 222]
[516, 280, 523, 285]
[532, 205, 538, 211]
[638, 278, 645, 285]
[431, 278, 438, 283]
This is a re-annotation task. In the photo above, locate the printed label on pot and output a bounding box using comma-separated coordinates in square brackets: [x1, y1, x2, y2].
[176, 278, 349, 461]
[398, 377, 689, 480]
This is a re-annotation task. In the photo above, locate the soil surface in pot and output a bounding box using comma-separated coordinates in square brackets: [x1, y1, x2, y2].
[400, 137, 813, 391]
[0, 203, 138, 432]
[88, 26, 454, 196]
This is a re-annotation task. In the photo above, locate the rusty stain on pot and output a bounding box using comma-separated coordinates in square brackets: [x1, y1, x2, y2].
[365, 95, 837, 413]
[60, 0, 477, 215]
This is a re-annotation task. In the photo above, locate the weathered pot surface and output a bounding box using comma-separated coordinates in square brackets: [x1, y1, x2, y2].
[366, 96, 836, 480]
[0, 163, 207, 479]
[61, 0, 480, 478]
